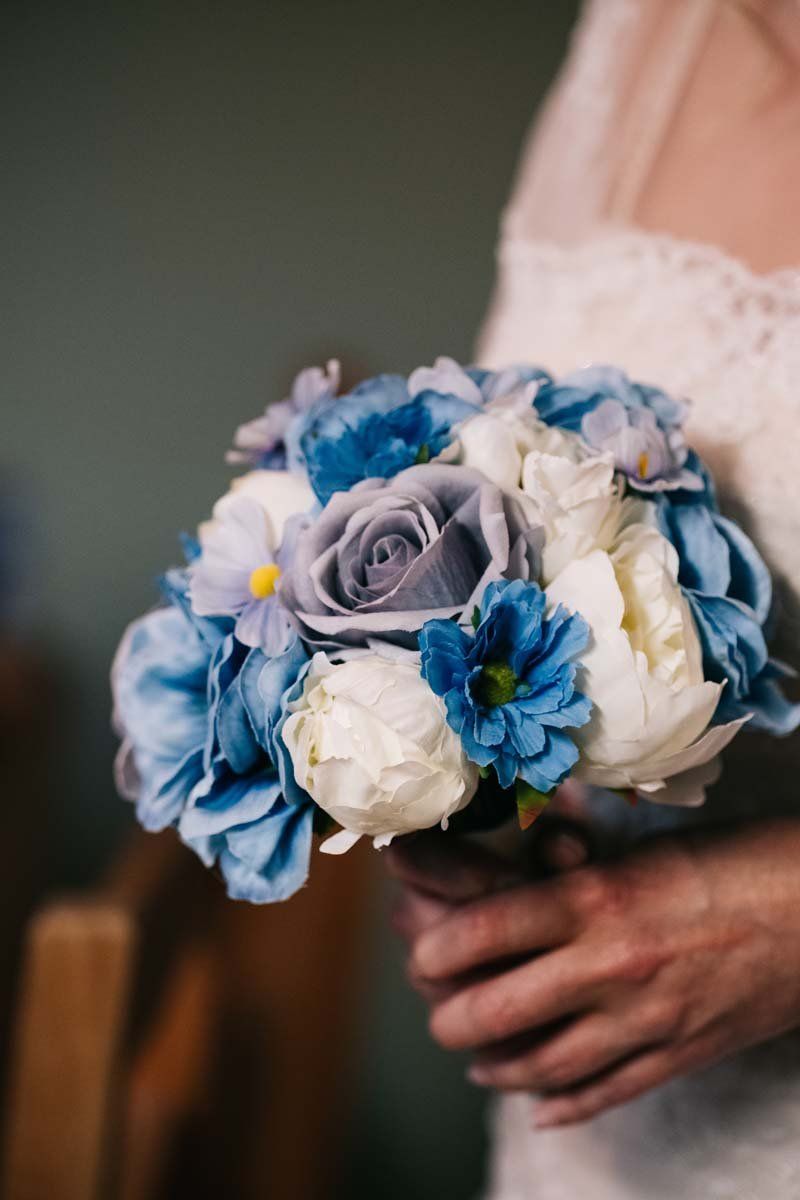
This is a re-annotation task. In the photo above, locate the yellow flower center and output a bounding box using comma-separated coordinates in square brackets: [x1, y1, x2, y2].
[637, 451, 650, 479]
[249, 563, 281, 599]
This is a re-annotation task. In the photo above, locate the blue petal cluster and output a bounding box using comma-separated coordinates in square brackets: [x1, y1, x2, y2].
[534, 365, 684, 434]
[112, 603, 213, 832]
[534, 365, 708, 497]
[465, 363, 552, 403]
[297, 361, 554, 506]
[419, 579, 592, 792]
[659, 504, 800, 735]
[112, 567, 314, 902]
[300, 375, 478, 506]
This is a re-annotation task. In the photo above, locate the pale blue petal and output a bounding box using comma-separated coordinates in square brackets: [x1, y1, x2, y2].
[218, 800, 314, 903]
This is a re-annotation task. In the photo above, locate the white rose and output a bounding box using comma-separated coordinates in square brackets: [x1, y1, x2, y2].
[546, 524, 747, 806]
[520, 439, 647, 584]
[456, 393, 581, 491]
[228, 468, 315, 547]
[281, 653, 479, 853]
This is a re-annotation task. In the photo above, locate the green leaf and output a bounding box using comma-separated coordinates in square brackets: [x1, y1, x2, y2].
[470, 605, 481, 631]
[415, 442, 431, 464]
[515, 779, 552, 831]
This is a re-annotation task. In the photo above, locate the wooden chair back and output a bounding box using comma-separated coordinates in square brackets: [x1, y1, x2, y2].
[2, 830, 373, 1200]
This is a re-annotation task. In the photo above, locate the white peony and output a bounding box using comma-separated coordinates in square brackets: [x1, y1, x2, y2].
[281, 653, 479, 853]
[456, 398, 648, 585]
[546, 523, 748, 806]
[520, 437, 652, 585]
[456, 392, 581, 491]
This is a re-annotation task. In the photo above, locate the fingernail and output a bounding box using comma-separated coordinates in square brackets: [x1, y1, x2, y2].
[550, 833, 587, 871]
[467, 1065, 492, 1087]
[411, 935, 439, 979]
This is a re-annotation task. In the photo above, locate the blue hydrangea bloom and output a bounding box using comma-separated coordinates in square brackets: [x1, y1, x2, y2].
[270, 658, 316, 808]
[419, 579, 592, 793]
[466, 363, 552, 404]
[301, 376, 479, 505]
[113, 564, 315, 902]
[178, 630, 314, 903]
[659, 503, 800, 735]
[663, 449, 718, 509]
[534, 366, 708, 496]
[112, 603, 213, 832]
[288, 372, 409, 475]
[534, 365, 685, 434]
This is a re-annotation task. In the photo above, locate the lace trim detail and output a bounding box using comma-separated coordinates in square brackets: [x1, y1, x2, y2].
[502, 227, 800, 304]
[480, 226, 800, 435]
[478, 4, 800, 1197]
[478, 224, 800, 631]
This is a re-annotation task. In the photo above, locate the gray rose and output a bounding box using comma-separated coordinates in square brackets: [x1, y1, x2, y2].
[278, 464, 542, 648]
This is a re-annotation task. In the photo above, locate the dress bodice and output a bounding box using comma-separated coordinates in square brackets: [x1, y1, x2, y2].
[479, 222, 800, 838]
[479, 225, 800, 652]
[482, 6, 800, 1196]
[478, 0, 800, 641]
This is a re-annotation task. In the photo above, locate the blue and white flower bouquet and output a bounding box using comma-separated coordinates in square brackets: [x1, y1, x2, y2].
[112, 359, 799, 902]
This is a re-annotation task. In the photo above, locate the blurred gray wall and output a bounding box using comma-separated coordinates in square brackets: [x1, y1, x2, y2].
[2, 3, 577, 1196]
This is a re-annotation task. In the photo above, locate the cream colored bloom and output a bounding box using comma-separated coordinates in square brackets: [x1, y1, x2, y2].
[521, 444, 633, 584]
[281, 653, 479, 852]
[458, 397, 649, 584]
[455, 394, 581, 491]
[546, 523, 747, 806]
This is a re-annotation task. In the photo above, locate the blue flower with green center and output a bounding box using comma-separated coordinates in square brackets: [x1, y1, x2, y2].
[300, 377, 479, 506]
[419, 579, 592, 794]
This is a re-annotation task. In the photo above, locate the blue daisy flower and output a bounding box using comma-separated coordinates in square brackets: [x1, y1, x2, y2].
[419, 579, 591, 795]
[301, 378, 478, 506]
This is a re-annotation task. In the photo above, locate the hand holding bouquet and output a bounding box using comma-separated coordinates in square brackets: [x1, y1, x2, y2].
[112, 359, 798, 901]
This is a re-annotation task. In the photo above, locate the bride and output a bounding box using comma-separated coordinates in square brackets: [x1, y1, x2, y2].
[388, 1, 800, 1196]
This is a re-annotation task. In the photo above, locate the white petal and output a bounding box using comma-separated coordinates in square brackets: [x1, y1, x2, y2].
[320, 829, 362, 855]
[640, 757, 723, 808]
[407, 357, 483, 406]
[231, 469, 314, 546]
[456, 413, 524, 489]
[638, 715, 750, 783]
[546, 549, 625, 632]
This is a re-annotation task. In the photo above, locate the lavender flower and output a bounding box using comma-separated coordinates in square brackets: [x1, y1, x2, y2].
[227, 360, 341, 470]
[581, 399, 704, 494]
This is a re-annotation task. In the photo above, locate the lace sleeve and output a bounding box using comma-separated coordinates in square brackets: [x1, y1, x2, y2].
[500, 0, 641, 246]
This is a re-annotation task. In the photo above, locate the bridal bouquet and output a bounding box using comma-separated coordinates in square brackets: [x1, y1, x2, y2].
[112, 359, 798, 902]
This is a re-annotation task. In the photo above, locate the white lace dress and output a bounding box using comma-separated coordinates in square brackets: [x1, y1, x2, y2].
[477, 3, 800, 1197]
